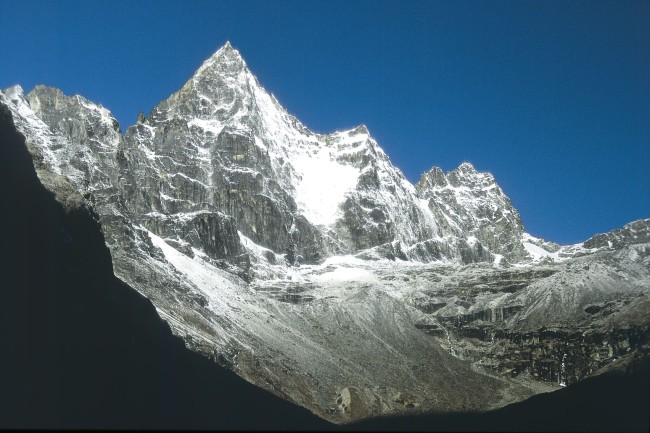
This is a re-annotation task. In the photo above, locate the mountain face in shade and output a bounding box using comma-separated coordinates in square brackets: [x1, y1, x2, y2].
[0, 103, 331, 430]
[1, 42, 648, 424]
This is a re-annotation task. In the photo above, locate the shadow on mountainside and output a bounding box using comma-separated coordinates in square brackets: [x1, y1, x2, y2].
[349, 360, 649, 432]
[1, 102, 648, 432]
[0, 103, 333, 430]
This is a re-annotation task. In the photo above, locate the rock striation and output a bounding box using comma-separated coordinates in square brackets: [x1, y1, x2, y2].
[1, 42, 648, 424]
[0, 101, 331, 430]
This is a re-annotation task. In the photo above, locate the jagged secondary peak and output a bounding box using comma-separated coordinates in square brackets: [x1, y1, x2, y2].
[416, 162, 494, 190]
[328, 124, 372, 150]
[584, 218, 650, 250]
[3, 84, 24, 104]
[0, 84, 125, 199]
[416, 161, 526, 262]
[447, 161, 496, 186]
[330, 124, 390, 157]
[458, 161, 477, 172]
[416, 166, 447, 189]
[26, 85, 122, 137]
[351, 124, 369, 135]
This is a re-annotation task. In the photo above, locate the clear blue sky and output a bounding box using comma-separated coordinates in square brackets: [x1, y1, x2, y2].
[1, 0, 648, 244]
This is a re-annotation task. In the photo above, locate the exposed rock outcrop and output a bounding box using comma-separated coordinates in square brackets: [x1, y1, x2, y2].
[0, 102, 330, 430]
[1, 42, 648, 425]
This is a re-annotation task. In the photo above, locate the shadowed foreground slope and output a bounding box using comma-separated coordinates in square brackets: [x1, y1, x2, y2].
[0, 103, 332, 430]
[1, 100, 648, 432]
[349, 359, 649, 432]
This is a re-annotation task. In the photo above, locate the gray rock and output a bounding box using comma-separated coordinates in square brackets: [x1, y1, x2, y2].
[584, 219, 650, 249]
[416, 162, 527, 263]
[2, 43, 648, 425]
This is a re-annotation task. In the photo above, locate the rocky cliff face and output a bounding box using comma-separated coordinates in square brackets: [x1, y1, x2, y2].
[1, 42, 648, 424]
[584, 219, 650, 250]
[0, 101, 330, 430]
[415, 163, 526, 263]
[19, 43, 525, 272]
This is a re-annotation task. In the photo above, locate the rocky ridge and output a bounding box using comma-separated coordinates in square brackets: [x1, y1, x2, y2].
[1, 42, 648, 424]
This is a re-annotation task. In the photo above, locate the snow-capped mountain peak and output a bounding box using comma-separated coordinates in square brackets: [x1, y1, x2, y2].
[415, 161, 526, 262]
[2, 42, 648, 426]
[2, 43, 538, 268]
[196, 41, 248, 75]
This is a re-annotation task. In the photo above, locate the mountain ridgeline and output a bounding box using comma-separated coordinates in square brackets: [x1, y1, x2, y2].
[0, 101, 332, 430]
[16, 42, 528, 274]
[1, 42, 648, 425]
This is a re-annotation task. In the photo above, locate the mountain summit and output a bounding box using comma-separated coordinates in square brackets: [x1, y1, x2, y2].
[1, 42, 648, 424]
[127, 42, 530, 268]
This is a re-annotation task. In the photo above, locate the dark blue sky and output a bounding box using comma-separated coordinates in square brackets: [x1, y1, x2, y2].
[1, 0, 648, 244]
